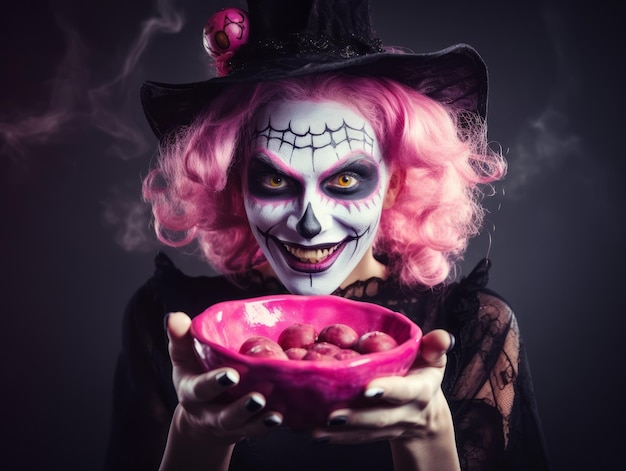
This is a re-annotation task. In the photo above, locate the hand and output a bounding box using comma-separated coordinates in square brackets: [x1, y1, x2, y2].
[311, 329, 455, 445]
[166, 312, 283, 445]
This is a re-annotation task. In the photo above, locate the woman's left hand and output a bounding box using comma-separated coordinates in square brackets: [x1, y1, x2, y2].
[311, 329, 455, 445]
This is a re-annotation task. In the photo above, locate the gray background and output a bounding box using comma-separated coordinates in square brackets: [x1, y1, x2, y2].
[1, 0, 623, 469]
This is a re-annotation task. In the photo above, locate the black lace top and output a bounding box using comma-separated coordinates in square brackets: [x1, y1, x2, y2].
[104, 253, 550, 471]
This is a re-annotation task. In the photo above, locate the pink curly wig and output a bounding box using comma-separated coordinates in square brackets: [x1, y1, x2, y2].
[143, 73, 506, 287]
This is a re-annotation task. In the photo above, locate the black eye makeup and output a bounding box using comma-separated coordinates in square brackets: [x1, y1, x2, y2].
[247, 155, 299, 198]
[322, 157, 379, 199]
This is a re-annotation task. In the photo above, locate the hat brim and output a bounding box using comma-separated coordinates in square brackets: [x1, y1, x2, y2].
[141, 43, 487, 139]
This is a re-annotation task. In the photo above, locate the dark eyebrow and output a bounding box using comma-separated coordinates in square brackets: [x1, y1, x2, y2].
[247, 152, 302, 181]
[250, 152, 275, 167]
[248, 152, 287, 172]
[247, 154, 282, 176]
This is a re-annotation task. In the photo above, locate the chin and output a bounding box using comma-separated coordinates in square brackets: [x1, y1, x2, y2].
[283, 278, 339, 296]
[274, 267, 344, 295]
[271, 250, 368, 295]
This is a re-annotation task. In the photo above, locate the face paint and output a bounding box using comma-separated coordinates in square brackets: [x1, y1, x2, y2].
[243, 100, 390, 295]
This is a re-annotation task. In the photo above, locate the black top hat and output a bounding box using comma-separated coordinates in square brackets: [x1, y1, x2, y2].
[141, 0, 488, 139]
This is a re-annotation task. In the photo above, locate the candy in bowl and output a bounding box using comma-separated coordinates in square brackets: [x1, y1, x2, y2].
[190, 294, 422, 428]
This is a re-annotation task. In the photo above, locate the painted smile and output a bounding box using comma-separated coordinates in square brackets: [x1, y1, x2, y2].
[283, 242, 341, 264]
[256, 225, 370, 275]
[280, 239, 348, 273]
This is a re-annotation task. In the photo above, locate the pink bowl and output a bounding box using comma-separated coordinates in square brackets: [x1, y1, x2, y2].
[190, 294, 422, 428]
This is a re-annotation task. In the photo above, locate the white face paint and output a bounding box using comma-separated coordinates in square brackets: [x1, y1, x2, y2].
[243, 100, 390, 295]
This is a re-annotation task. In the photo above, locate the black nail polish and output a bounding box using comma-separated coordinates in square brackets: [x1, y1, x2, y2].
[263, 414, 281, 428]
[328, 415, 347, 426]
[245, 396, 264, 412]
[163, 312, 172, 331]
[364, 387, 384, 399]
[447, 332, 456, 353]
[216, 370, 237, 387]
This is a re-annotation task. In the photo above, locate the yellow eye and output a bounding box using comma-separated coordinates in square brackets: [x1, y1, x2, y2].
[334, 174, 356, 188]
[266, 175, 284, 188]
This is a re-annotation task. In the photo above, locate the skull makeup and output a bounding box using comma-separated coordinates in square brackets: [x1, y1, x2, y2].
[243, 100, 391, 295]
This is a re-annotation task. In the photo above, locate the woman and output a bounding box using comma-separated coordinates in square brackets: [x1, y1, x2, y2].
[105, 1, 550, 470]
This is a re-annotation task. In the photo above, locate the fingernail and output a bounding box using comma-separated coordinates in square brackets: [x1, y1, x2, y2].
[163, 312, 172, 332]
[447, 333, 456, 353]
[263, 414, 282, 428]
[364, 387, 384, 399]
[245, 394, 265, 412]
[216, 370, 238, 387]
[328, 415, 347, 426]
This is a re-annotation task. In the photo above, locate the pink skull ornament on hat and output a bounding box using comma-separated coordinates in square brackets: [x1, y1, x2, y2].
[203, 8, 250, 76]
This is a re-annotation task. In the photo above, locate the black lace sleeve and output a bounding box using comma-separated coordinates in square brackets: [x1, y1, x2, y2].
[443, 261, 550, 470]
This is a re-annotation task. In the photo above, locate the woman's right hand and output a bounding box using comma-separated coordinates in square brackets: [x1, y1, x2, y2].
[160, 311, 283, 471]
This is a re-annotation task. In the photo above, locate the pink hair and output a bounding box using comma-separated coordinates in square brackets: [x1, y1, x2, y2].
[143, 74, 506, 287]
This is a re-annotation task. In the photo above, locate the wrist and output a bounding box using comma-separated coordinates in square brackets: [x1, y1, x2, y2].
[391, 429, 459, 471]
[160, 405, 234, 471]
[390, 392, 460, 471]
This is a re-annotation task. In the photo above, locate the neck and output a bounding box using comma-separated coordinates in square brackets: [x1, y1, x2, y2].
[339, 248, 387, 289]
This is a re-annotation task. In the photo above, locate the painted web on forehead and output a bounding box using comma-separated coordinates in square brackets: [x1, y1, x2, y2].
[251, 119, 376, 165]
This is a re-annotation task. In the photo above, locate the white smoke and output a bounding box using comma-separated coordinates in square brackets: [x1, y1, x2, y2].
[95, 0, 185, 251]
[101, 185, 160, 253]
[504, 3, 585, 199]
[0, 0, 185, 252]
[1, 1, 183, 163]
[87, 0, 184, 160]
[0, 17, 83, 167]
